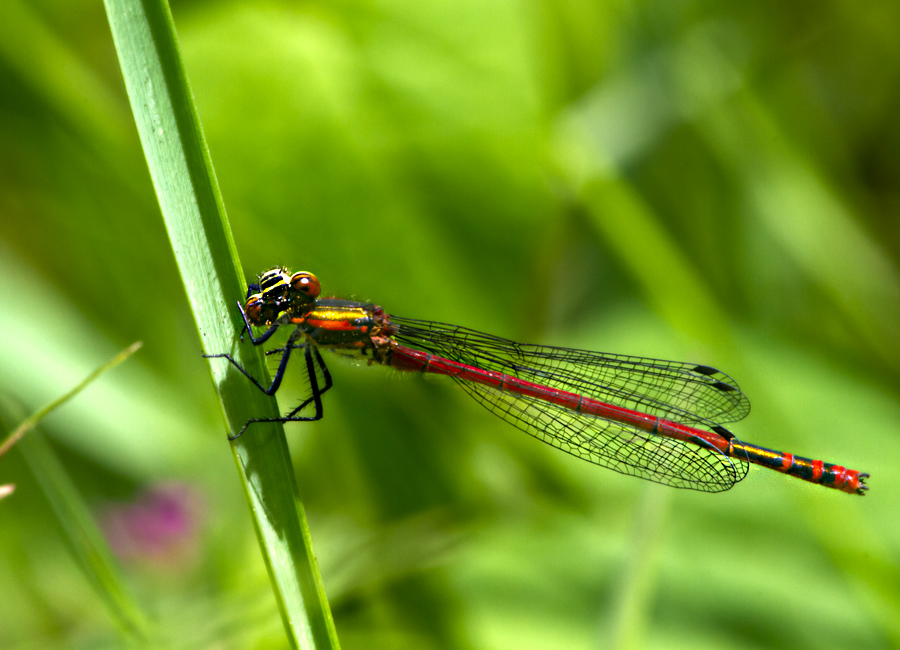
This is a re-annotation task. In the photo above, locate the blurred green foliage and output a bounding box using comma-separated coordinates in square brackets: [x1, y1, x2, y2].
[1, 0, 899, 648]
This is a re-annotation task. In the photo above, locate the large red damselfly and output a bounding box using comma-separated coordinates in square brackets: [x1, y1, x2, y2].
[204, 268, 868, 495]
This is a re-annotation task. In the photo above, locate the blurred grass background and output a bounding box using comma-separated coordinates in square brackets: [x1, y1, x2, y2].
[1, 0, 899, 648]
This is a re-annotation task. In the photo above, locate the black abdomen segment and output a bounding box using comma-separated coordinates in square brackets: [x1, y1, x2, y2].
[730, 441, 867, 495]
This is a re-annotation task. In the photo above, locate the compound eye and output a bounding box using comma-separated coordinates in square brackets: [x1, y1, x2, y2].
[290, 272, 321, 298]
[244, 294, 263, 324]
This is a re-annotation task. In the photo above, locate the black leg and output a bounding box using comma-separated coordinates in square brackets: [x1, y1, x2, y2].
[227, 345, 331, 440]
[263, 344, 333, 396]
[203, 326, 304, 396]
[203, 300, 281, 378]
[236, 300, 280, 346]
[203, 295, 332, 440]
[285, 346, 334, 415]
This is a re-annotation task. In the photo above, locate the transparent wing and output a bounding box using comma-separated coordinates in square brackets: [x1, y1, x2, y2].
[390, 317, 750, 426]
[456, 377, 748, 491]
[389, 317, 751, 491]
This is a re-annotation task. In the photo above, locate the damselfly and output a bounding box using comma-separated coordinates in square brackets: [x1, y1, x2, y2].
[204, 268, 868, 495]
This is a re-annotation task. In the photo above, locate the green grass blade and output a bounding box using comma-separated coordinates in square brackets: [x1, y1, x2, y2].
[0, 397, 149, 640]
[0, 342, 148, 639]
[0, 341, 143, 458]
[101, 0, 340, 647]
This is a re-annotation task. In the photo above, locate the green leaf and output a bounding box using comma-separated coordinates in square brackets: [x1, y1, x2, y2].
[101, 0, 340, 647]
